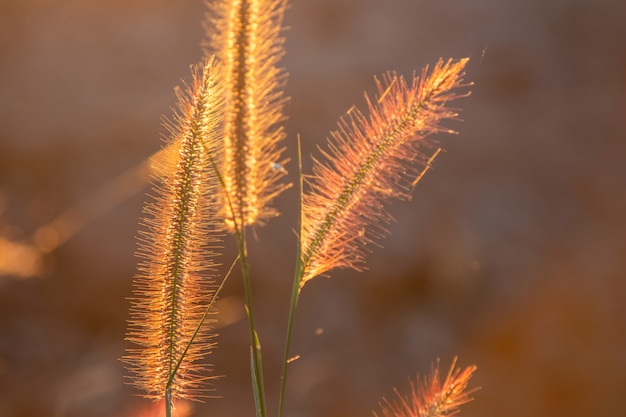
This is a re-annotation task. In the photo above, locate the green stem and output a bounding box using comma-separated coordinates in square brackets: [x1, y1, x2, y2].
[277, 135, 305, 417]
[236, 225, 267, 417]
[277, 266, 302, 417]
[165, 387, 173, 417]
[203, 141, 267, 417]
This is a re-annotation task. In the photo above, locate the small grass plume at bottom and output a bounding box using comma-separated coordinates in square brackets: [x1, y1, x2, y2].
[375, 358, 478, 417]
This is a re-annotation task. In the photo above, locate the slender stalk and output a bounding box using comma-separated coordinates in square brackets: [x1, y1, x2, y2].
[203, 141, 267, 417]
[237, 226, 268, 417]
[277, 266, 302, 417]
[277, 135, 305, 417]
[165, 387, 173, 417]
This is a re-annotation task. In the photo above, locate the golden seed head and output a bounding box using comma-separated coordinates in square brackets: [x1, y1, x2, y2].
[300, 58, 470, 285]
[375, 358, 478, 417]
[123, 57, 224, 401]
[205, 0, 290, 232]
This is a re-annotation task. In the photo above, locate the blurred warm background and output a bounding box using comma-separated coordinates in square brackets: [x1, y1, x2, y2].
[1, 0, 625, 416]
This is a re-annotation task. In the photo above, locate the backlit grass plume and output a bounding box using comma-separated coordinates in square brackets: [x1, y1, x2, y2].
[299, 58, 469, 285]
[376, 359, 477, 417]
[124, 57, 224, 404]
[204, 0, 289, 231]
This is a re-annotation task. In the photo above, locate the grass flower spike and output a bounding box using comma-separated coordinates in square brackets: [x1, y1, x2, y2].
[299, 58, 470, 285]
[124, 57, 224, 403]
[376, 359, 477, 417]
[205, 0, 289, 231]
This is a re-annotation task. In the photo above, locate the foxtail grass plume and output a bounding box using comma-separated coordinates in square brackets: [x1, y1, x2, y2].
[376, 359, 477, 417]
[204, 0, 290, 231]
[124, 57, 224, 401]
[299, 58, 470, 285]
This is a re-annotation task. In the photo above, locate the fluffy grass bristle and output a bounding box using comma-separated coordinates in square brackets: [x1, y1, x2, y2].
[204, 0, 290, 231]
[124, 57, 224, 402]
[299, 58, 470, 285]
[376, 358, 478, 417]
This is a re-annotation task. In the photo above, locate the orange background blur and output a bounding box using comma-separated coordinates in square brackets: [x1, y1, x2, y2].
[1, 1, 625, 416]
